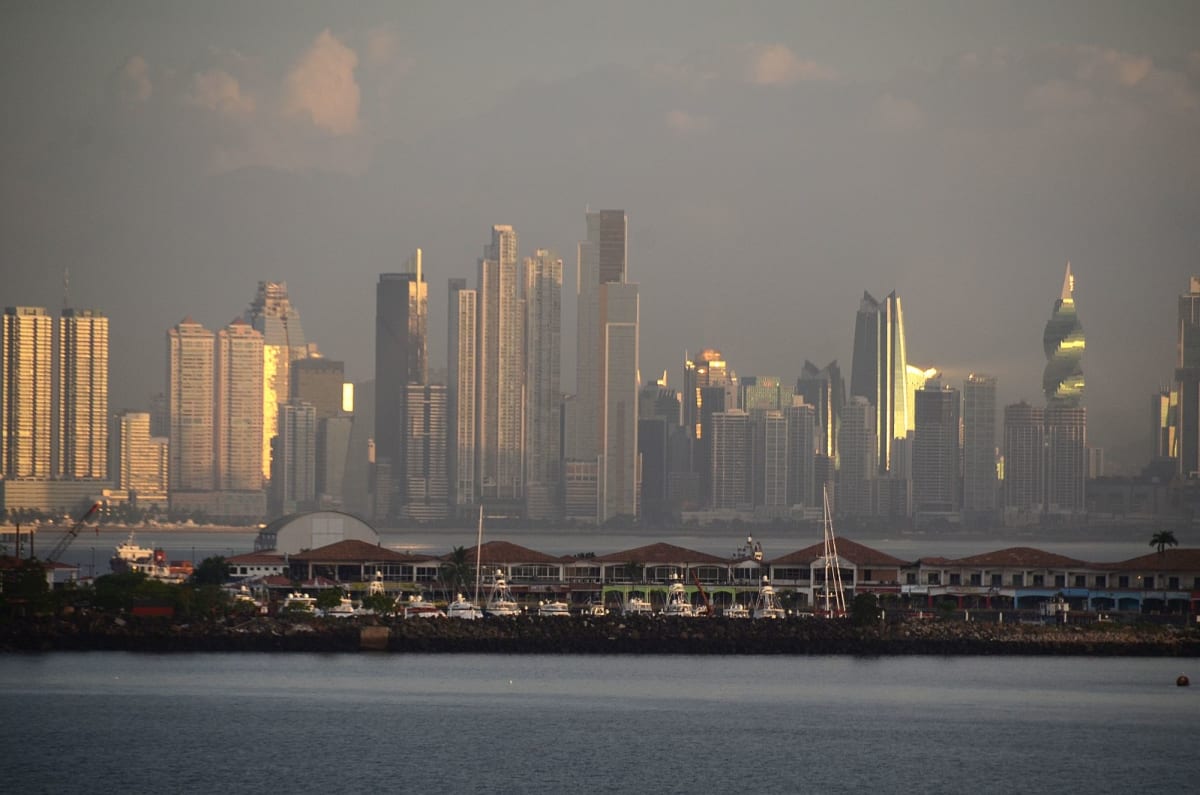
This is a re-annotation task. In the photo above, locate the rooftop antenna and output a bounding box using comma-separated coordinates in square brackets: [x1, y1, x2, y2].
[62, 267, 70, 311]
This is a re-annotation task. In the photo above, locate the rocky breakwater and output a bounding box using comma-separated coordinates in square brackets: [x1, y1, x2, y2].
[3, 612, 1200, 655]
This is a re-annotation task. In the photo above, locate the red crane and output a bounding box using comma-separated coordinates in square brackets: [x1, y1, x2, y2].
[692, 571, 715, 617]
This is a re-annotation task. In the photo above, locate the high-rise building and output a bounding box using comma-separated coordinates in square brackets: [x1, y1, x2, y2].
[711, 409, 749, 510]
[449, 282, 477, 508]
[752, 409, 789, 513]
[291, 358, 344, 419]
[574, 210, 628, 463]
[1003, 402, 1044, 521]
[599, 281, 639, 521]
[272, 399, 316, 515]
[244, 282, 309, 481]
[375, 252, 428, 519]
[112, 410, 168, 502]
[912, 382, 960, 520]
[478, 226, 523, 504]
[214, 319, 264, 492]
[167, 317, 215, 494]
[2, 306, 53, 479]
[962, 374, 998, 523]
[1175, 277, 1200, 477]
[56, 308, 108, 480]
[742, 377, 783, 412]
[1043, 263, 1086, 514]
[683, 349, 732, 506]
[403, 383, 448, 521]
[796, 360, 843, 468]
[1152, 387, 1178, 461]
[524, 249, 563, 518]
[446, 277, 467, 510]
[785, 398, 817, 509]
[849, 291, 910, 474]
[837, 396, 876, 516]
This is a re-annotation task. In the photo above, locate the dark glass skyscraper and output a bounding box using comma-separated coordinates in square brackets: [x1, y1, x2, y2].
[1175, 277, 1200, 477]
[849, 291, 909, 474]
[1042, 263, 1085, 407]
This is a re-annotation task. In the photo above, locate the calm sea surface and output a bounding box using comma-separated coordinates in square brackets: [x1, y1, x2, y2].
[0, 653, 1195, 793]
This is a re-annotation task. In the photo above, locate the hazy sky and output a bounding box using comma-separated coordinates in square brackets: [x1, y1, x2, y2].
[3, 2, 1199, 473]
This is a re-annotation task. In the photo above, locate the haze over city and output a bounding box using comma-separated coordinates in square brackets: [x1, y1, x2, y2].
[3, 3, 1200, 474]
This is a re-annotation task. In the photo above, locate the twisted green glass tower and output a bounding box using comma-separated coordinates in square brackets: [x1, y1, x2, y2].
[1043, 263, 1085, 407]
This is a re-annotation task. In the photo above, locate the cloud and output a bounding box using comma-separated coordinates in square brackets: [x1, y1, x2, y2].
[876, 94, 925, 133]
[188, 69, 255, 118]
[664, 109, 710, 134]
[365, 26, 400, 67]
[116, 55, 153, 103]
[1024, 79, 1094, 114]
[745, 44, 837, 86]
[284, 29, 361, 136]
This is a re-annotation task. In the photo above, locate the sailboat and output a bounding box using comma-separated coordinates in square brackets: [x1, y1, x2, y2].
[819, 486, 848, 618]
[446, 507, 484, 620]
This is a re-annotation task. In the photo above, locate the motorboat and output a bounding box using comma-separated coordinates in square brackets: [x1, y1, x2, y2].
[324, 595, 359, 619]
[110, 531, 154, 573]
[622, 595, 653, 616]
[662, 574, 695, 618]
[404, 593, 445, 619]
[446, 593, 483, 620]
[585, 601, 609, 617]
[484, 570, 520, 617]
[537, 599, 571, 617]
[280, 592, 317, 614]
[723, 602, 751, 619]
[753, 576, 787, 620]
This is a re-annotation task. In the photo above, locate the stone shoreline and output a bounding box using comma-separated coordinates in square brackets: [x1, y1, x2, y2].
[3, 614, 1199, 656]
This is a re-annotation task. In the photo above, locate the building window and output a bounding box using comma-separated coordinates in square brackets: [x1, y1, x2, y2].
[1118, 576, 1129, 588]
[1032, 575, 1044, 586]
[927, 573, 941, 585]
[1095, 575, 1107, 588]
[1169, 577, 1180, 589]
[1011, 574, 1024, 587]
[991, 574, 1002, 587]
[1054, 575, 1066, 588]
[906, 573, 917, 585]
[949, 573, 961, 586]
[862, 569, 873, 582]
[1143, 576, 1155, 589]
[1074, 575, 1085, 588]
[970, 574, 982, 586]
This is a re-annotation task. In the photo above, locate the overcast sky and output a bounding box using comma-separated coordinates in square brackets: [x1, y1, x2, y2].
[3, 2, 1198, 474]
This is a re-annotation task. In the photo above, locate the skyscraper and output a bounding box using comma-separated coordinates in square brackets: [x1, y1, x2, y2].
[837, 396, 876, 516]
[574, 210, 627, 462]
[272, 399, 316, 515]
[244, 282, 309, 481]
[962, 374, 998, 523]
[375, 251, 428, 518]
[403, 383, 448, 521]
[683, 348, 731, 505]
[785, 398, 817, 509]
[167, 317, 215, 494]
[214, 318, 263, 492]
[2, 307, 53, 479]
[56, 308, 108, 480]
[1175, 277, 1200, 477]
[796, 360, 843, 468]
[912, 382, 960, 520]
[1152, 387, 1178, 461]
[1003, 402, 1044, 521]
[291, 358, 345, 420]
[850, 291, 910, 474]
[477, 226, 523, 503]
[753, 409, 789, 513]
[449, 281, 476, 508]
[1042, 263, 1086, 514]
[112, 410, 168, 503]
[711, 409, 749, 510]
[524, 249, 563, 518]
[599, 280, 639, 521]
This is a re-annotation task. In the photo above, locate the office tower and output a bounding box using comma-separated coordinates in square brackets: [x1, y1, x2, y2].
[524, 249, 563, 518]
[752, 409, 789, 513]
[837, 396, 876, 516]
[148, 392, 169, 438]
[796, 360, 843, 468]
[850, 291, 910, 474]
[1043, 263, 1085, 408]
[56, 308, 108, 480]
[1175, 277, 1200, 476]
[1003, 402, 1044, 519]
[962, 374, 998, 523]
[214, 319, 263, 492]
[1152, 387, 1178, 461]
[403, 383, 448, 521]
[640, 383, 680, 424]
[575, 210, 628, 462]
[317, 415, 351, 508]
[1, 306, 53, 479]
[1043, 263, 1086, 513]
[375, 251, 428, 518]
[912, 382, 960, 519]
[477, 226, 523, 504]
[599, 281, 639, 521]
[291, 358, 344, 419]
[244, 282, 309, 480]
[742, 376, 783, 411]
[638, 416, 670, 521]
[272, 399, 316, 515]
[711, 409, 749, 510]
[785, 398, 817, 508]
[682, 349, 732, 506]
[112, 411, 168, 501]
[1086, 445, 1105, 479]
[341, 378, 374, 517]
[167, 317, 215, 493]
[449, 283, 477, 507]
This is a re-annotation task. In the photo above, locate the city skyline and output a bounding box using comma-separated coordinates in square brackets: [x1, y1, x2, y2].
[3, 5, 1200, 474]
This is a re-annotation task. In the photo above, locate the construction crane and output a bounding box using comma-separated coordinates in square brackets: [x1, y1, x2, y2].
[45, 502, 102, 564]
[692, 571, 715, 617]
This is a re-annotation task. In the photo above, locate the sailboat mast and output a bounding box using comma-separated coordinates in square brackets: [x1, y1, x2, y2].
[474, 506, 484, 604]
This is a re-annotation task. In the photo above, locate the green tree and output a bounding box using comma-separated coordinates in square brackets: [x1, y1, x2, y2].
[316, 586, 345, 610]
[441, 546, 475, 594]
[360, 592, 396, 615]
[191, 556, 231, 586]
[1149, 530, 1179, 555]
[851, 592, 879, 626]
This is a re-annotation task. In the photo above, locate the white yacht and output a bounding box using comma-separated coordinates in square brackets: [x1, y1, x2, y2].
[622, 595, 653, 616]
[325, 595, 359, 619]
[280, 592, 317, 614]
[723, 601, 751, 619]
[484, 570, 521, 617]
[661, 575, 695, 618]
[753, 576, 787, 620]
[404, 593, 445, 619]
[537, 599, 571, 617]
[447, 594, 483, 620]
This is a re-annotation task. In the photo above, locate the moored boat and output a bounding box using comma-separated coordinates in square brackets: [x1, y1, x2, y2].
[404, 593, 446, 619]
[724, 602, 751, 619]
[537, 599, 571, 617]
[622, 595, 653, 616]
[485, 570, 520, 617]
[753, 576, 787, 619]
[662, 574, 695, 618]
[447, 593, 483, 620]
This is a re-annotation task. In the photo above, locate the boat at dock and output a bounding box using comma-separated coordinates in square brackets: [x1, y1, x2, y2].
[537, 599, 571, 617]
[622, 595, 653, 616]
[484, 570, 521, 617]
[753, 577, 787, 620]
[404, 594, 445, 619]
[662, 574, 695, 618]
[447, 594, 483, 620]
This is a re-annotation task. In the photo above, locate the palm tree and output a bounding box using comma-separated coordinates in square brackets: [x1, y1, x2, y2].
[441, 545, 474, 595]
[1149, 530, 1179, 555]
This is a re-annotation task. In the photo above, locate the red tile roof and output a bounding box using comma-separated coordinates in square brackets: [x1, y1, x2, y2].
[941, 547, 1087, 569]
[226, 551, 286, 565]
[289, 539, 432, 563]
[440, 540, 562, 566]
[593, 542, 726, 565]
[768, 538, 910, 567]
[1107, 548, 1200, 571]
